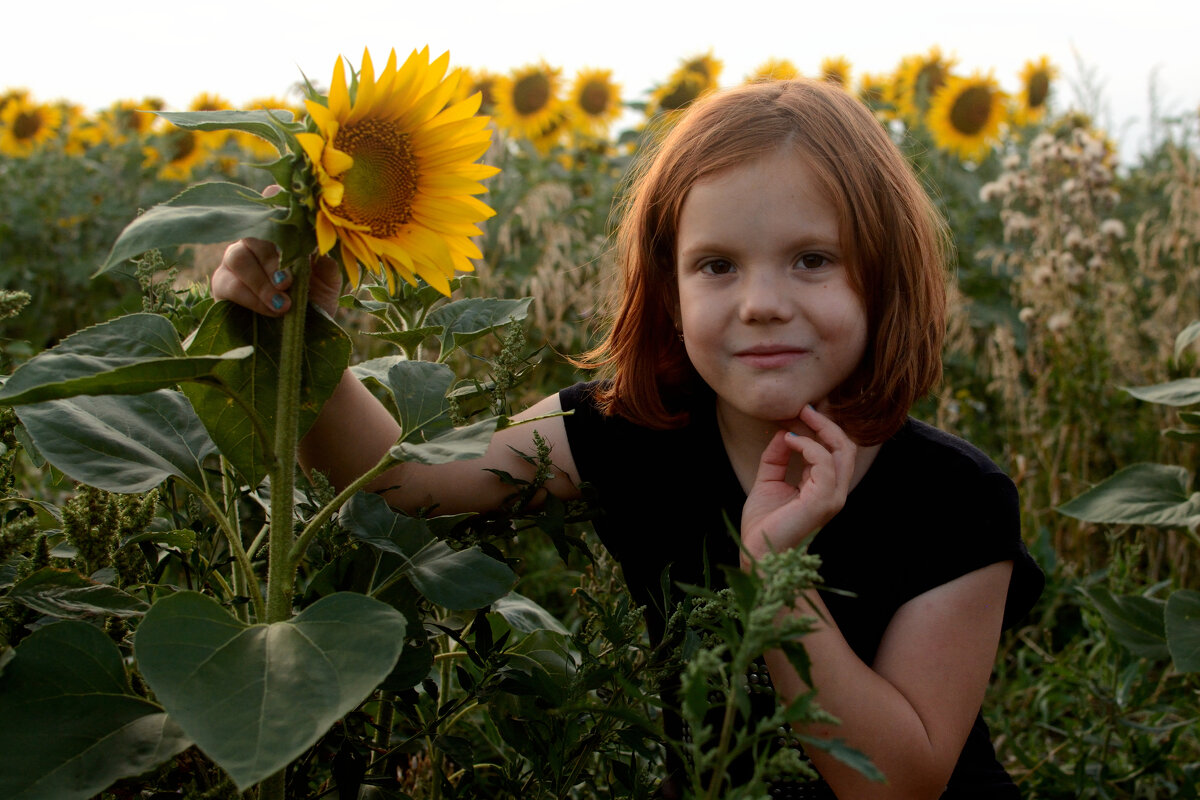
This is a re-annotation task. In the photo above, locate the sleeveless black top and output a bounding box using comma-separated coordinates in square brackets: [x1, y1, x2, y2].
[559, 381, 1043, 797]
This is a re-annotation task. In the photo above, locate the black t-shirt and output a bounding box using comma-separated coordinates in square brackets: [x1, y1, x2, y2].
[559, 381, 1044, 797]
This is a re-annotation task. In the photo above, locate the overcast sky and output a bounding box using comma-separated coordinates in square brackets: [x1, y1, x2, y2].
[6, 0, 1197, 159]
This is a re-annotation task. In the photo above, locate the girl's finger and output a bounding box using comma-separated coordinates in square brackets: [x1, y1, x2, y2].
[214, 239, 291, 317]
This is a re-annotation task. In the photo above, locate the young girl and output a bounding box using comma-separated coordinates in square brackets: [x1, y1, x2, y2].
[212, 79, 1043, 799]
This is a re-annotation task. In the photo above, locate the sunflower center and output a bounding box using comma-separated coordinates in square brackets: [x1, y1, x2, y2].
[949, 86, 994, 135]
[579, 81, 611, 116]
[658, 80, 700, 112]
[167, 131, 197, 163]
[335, 119, 418, 237]
[1027, 73, 1050, 109]
[12, 111, 42, 141]
[513, 73, 551, 116]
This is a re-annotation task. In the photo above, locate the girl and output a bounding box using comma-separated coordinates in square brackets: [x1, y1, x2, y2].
[212, 79, 1043, 799]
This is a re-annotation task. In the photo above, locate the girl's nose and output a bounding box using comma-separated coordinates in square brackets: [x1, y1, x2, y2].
[738, 270, 792, 323]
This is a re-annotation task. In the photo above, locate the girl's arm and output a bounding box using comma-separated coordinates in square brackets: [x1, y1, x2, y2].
[741, 408, 1011, 800]
[212, 239, 583, 515]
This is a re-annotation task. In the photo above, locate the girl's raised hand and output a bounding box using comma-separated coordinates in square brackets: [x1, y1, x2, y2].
[740, 405, 857, 564]
[211, 239, 342, 318]
[209, 185, 343, 318]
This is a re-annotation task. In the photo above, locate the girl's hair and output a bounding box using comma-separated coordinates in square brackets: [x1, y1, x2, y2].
[577, 79, 950, 446]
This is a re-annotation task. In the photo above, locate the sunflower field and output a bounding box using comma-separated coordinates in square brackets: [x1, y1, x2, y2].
[0, 46, 1198, 800]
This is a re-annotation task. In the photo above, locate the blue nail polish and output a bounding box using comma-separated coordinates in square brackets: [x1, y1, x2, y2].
[271, 294, 285, 311]
[272, 270, 287, 285]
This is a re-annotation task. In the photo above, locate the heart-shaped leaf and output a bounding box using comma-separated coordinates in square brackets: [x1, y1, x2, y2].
[0, 621, 191, 800]
[0, 313, 250, 407]
[1082, 585, 1170, 660]
[154, 109, 294, 151]
[15, 390, 217, 494]
[134, 591, 406, 790]
[182, 301, 351, 487]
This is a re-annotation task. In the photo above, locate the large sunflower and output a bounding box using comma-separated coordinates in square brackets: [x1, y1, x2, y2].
[296, 48, 500, 296]
[927, 72, 1007, 161]
[1015, 56, 1055, 126]
[0, 96, 63, 157]
[895, 47, 957, 119]
[493, 62, 564, 143]
[567, 68, 622, 138]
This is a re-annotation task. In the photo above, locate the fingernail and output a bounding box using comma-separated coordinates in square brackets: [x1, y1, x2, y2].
[786, 431, 800, 438]
[272, 269, 287, 285]
[271, 294, 286, 311]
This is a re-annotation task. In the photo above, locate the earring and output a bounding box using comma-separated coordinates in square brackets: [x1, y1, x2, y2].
[677, 331, 684, 341]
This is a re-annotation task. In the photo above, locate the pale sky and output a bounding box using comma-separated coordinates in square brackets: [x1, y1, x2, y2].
[6, 0, 1198, 159]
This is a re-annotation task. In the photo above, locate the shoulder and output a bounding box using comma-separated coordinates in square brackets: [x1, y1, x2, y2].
[889, 417, 1010, 481]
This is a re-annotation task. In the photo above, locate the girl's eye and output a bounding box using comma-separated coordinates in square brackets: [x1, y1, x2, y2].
[796, 253, 831, 270]
[700, 259, 735, 275]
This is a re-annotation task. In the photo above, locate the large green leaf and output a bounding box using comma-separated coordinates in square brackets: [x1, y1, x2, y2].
[182, 301, 351, 486]
[1165, 589, 1200, 672]
[1123, 378, 1200, 407]
[383, 361, 454, 442]
[99, 182, 288, 273]
[7, 568, 149, 619]
[1175, 322, 1200, 361]
[393, 416, 499, 465]
[1057, 463, 1200, 528]
[342, 492, 515, 610]
[15, 390, 217, 494]
[0, 621, 191, 800]
[427, 297, 532, 358]
[134, 591, 406, 790]
[491, 592, 570, 636]
[0, 313, 250, 406]
[1082, 585, 1170, 660]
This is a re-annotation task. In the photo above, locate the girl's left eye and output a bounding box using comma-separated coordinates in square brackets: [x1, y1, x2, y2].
[795, 253, 830, 270]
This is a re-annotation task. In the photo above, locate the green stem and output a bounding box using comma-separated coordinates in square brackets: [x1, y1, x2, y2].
[197, 492, 264, 621]
[264, 259, 310, 624]
[222, 463, 248, 624]
[288, 449, 401, 566]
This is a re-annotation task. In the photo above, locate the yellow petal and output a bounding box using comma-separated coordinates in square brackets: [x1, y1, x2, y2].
[315, 211, 338, 254]
[295, 132, 326, 170]
[328, 56, 350, 120]
[322, 146, 353, 177]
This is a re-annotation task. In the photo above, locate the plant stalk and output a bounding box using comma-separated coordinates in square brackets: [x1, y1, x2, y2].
[265, 258, 310, 625]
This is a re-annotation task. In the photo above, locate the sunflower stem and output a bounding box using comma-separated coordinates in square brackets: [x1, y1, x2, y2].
[264, 257, 310, 626]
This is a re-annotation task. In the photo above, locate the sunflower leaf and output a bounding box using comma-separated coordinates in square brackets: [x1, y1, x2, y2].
[14, 390, 217, 495]
[7, 568, 149, 620]
[181, 301, 351, 488]
[98, 182, 289, 274]
[426, 298, 532, 358]
[0, 313, 251, 407]
[1056, 463, 1200, 528]
[134, 591, 406, 791]
[155, 109, 294, 151]
[0, 621, 191, 800]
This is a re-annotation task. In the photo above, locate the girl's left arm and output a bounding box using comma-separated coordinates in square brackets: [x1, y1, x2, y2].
[741, 407, 1012, 800]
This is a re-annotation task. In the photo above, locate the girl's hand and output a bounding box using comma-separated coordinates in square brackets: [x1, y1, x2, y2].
[740, 405, 857, 564]
[209, 186, 343, 317]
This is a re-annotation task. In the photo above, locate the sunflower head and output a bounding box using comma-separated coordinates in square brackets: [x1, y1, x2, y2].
[647, 71, 712, 120]
[155, 128, 211, 181]
[567, 68, 622, 138]
[820, 56, 852, 89]
[896, 47, 957, 119]
[927, 71, 1008, 161]
[746, 58, 799, 83]
[674, 51, 723, 87]
[295, 48, 500, 296]
[0, 96, 64, 157]
[494, 62, 564, 144]
[456, 68, 500, 114]
[857, 72, 896, 118]
[1015, 56, 1056, 126]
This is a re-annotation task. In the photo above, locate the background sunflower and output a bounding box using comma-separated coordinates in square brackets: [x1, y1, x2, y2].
[895, 46, 958, 119]
[1015, 56, 1056, 126]
[0, 96, 62, 157]
[820, 55, 853, 88]
[494, 62, 564, 143]
[746, 58, 799, 82]
[927, 71, 1007, 160]
[567, 68, 622, 139]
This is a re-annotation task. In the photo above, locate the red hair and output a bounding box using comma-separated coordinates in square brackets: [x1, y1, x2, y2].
[577, 79, 949, 445]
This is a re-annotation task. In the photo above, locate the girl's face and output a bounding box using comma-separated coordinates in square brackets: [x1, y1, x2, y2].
[674, 147, 868, 429]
